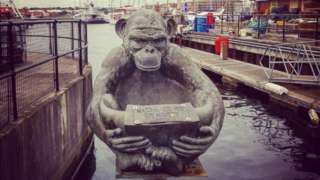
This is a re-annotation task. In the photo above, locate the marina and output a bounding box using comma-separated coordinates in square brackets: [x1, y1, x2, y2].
[80, 23, 320, 180]
[1, 0, 320, 180]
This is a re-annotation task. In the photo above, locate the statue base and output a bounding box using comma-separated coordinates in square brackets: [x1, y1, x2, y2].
[115, 158, 208, 179]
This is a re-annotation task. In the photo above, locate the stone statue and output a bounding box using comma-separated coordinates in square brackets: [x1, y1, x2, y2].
[86, 10, 224, 175]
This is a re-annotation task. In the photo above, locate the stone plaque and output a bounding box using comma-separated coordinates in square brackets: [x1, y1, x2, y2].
[124, 103, 200, 146]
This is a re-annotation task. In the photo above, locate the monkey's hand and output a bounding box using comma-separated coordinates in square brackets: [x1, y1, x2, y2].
[105, 128, 151, 153]
[172, 126, 214, 158]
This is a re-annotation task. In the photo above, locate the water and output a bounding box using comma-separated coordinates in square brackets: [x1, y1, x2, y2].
[77, 24, 320, 180]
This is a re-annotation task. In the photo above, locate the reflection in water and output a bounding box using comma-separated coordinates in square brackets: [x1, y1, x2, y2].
[220, 85, 320, 180]
[77, 24, 320, 180]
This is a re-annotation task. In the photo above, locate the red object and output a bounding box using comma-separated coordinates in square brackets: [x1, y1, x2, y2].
[207, 12, 214, 25]
[258, 1, 269, 14]
[215, 36, 229, 55]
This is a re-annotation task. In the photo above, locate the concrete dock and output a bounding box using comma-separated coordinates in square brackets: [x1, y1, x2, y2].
[183, 47, 320, 121]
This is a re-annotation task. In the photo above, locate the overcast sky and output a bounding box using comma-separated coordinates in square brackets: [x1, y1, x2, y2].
[10, 0, 181, 8]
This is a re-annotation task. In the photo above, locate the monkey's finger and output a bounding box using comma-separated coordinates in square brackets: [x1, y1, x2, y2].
[113, 139, 150, 150]
[173, 140, 207, 151]
[110, 136, 145, 145]
[173, 146, 202, 156]
[180, 136, 213, 145]
[105, 128, 122, 138]
[176, 152, 191, 158]
[122, 146, 149, 153]
[199, 126, 214, 135]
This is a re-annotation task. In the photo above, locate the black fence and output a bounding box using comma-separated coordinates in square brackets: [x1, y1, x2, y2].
[211, 13, 320, 42]
[0, 19, 88, 130]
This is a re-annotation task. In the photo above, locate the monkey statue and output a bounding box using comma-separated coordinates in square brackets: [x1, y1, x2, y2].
[86, 10, 224, 175]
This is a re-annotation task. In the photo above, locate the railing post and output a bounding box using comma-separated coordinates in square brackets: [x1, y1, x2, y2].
[237, 15, 240, 37]
[8, 22, 18, 120]
[282, 18, 286, 42]
[84, 22, 88, 65]
[257, 15, 261, 39]
[78, 20, 83, 76]
[71, 22, 75, 58]
[53, 20, 59, 91]
[49, 23, 53, 55]
[316, 16, 319, 45]
[221, 15, 224, 34]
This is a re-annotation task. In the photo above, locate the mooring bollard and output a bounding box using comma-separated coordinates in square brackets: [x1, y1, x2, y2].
[309, 109, 319, 126]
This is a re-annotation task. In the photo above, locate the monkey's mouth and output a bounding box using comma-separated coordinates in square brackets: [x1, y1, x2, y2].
[135, 62, 161, 72]
[134, 52, 162, 72]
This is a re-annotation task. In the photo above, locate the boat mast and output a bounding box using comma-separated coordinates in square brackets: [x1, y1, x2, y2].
[7, 0, 23, 19]
[166, 0, 169, 11]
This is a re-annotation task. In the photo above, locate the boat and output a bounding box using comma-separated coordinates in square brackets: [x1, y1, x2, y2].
[74, 1, 108, 24]
[106, 5, 138, 24]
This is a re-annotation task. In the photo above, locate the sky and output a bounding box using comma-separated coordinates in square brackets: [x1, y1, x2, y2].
[6, 0, 181, 8]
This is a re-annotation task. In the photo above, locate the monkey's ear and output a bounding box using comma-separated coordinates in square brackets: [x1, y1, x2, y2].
[166, 19, 177, 37]
[115, 19, 127, 39]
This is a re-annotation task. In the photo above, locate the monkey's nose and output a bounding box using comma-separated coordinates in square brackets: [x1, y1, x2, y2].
[145, 47, 155, 53]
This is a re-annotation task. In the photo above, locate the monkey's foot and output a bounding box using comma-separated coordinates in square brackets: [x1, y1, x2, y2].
[117, 153, 160, 172]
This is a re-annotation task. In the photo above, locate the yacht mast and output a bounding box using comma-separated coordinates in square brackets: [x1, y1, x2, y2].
[7, 0, 23, 19]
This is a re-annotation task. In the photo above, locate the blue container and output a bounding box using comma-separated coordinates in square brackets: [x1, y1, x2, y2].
[197, 16, 207, 24]
[194, 17, 198, 32]
[197, 24, 208, 32]
[194, 16, 208, 32]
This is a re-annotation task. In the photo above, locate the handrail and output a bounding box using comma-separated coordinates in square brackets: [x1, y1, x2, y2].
[0, 19, 82, 26]
[0, 20, 88, 129]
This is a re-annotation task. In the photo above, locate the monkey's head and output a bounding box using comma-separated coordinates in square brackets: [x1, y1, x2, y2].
[115, 10, 176, 72]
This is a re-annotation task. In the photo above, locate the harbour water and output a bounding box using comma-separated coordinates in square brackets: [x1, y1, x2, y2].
[78, 24, 320, 180]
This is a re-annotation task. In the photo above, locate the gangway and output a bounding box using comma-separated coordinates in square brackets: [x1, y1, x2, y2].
[259, 41, 320, 86]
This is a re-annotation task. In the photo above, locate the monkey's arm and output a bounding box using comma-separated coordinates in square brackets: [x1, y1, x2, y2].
[86, 47, 126, 141]
[165, 45, 224, 157]
[87, 47, 150, 152]
[165, 45, 224, 128]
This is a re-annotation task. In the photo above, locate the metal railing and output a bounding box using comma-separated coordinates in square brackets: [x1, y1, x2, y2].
[0, 19, 88, 130]
[211, 13, 320, 43]
[259, 40, 320, 86]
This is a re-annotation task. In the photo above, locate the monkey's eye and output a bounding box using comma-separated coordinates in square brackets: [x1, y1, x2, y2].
[154, 38, 166, 44]
[153, 38, 167, 49]
[132, 38, 145, 44]
[129, 38, 146, 50]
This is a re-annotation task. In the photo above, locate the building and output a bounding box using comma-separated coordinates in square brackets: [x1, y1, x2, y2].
[256, 0, 320, 14]
[185, 0, 253, 15]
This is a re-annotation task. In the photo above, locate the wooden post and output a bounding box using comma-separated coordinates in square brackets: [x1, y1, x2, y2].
[8, 21, 18, 120]
[282, 18, 286, 42]
[220, 41, 228, 60]
[257, 15, 261, 39]
[53, 20, 59, 91]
